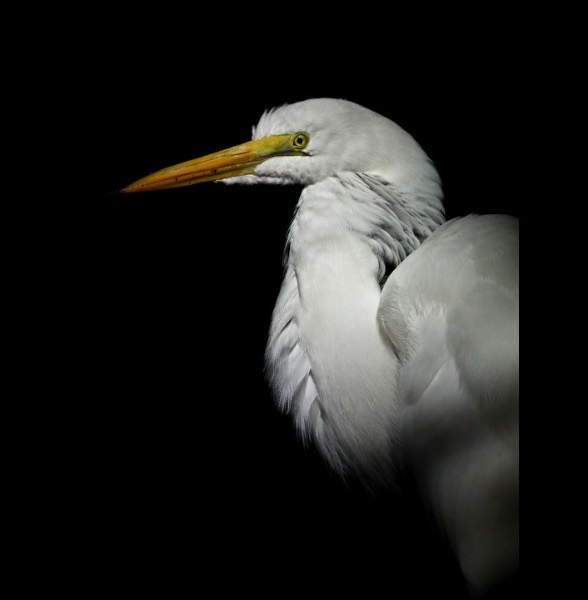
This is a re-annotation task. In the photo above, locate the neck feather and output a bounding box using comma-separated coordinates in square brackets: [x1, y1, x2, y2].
[265, 173, 445, 487]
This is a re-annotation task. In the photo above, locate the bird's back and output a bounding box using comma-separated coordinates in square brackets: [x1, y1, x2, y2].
[378, 214, 519, 595]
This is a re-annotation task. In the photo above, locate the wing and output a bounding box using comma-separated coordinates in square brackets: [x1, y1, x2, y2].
[378, 214, 519, 595]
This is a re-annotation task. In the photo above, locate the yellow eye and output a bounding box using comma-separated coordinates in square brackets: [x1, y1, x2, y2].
[291, 132, 310, 149]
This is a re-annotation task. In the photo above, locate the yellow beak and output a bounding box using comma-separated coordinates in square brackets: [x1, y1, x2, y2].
[121, 134, 296, 193]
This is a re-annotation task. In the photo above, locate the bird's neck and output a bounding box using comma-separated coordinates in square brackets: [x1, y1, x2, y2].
[265, 173, 445, 486]
[292, 172, 445, 281]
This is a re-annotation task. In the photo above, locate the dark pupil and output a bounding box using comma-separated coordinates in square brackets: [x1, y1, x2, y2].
[296, 136, 304, 146]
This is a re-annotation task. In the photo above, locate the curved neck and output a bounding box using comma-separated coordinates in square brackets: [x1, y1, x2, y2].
[265, 173, 444, 486]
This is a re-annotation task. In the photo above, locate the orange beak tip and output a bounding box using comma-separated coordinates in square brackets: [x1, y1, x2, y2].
[120, 184, 145, 194]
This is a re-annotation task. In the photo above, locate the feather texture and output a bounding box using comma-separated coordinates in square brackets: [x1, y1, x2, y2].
[266, 171, 446, 486]
[248, 99, 516, 595]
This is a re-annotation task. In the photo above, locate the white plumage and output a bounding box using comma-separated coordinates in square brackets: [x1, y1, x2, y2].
[124, 98, 519, 596]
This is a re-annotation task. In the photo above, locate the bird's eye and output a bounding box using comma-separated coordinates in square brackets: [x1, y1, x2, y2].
[291, 132, 310, 149]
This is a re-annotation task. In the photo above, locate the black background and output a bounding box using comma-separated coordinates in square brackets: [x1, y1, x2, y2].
[62, 16, 523, 597]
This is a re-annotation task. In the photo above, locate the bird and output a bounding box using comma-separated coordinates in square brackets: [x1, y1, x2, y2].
[122, 98, 519, 597]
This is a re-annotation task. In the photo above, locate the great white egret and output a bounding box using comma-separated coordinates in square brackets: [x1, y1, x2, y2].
[123, 98, 519, 596]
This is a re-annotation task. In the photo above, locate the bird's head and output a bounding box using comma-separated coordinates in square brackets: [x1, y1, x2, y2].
[122, 98, 439, 194]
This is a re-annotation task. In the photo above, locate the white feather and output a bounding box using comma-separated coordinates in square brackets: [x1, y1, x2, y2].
[248, 98, 518, 596]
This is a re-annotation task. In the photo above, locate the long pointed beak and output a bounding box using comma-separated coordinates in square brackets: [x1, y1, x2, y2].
[121, 134, 295, 193]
